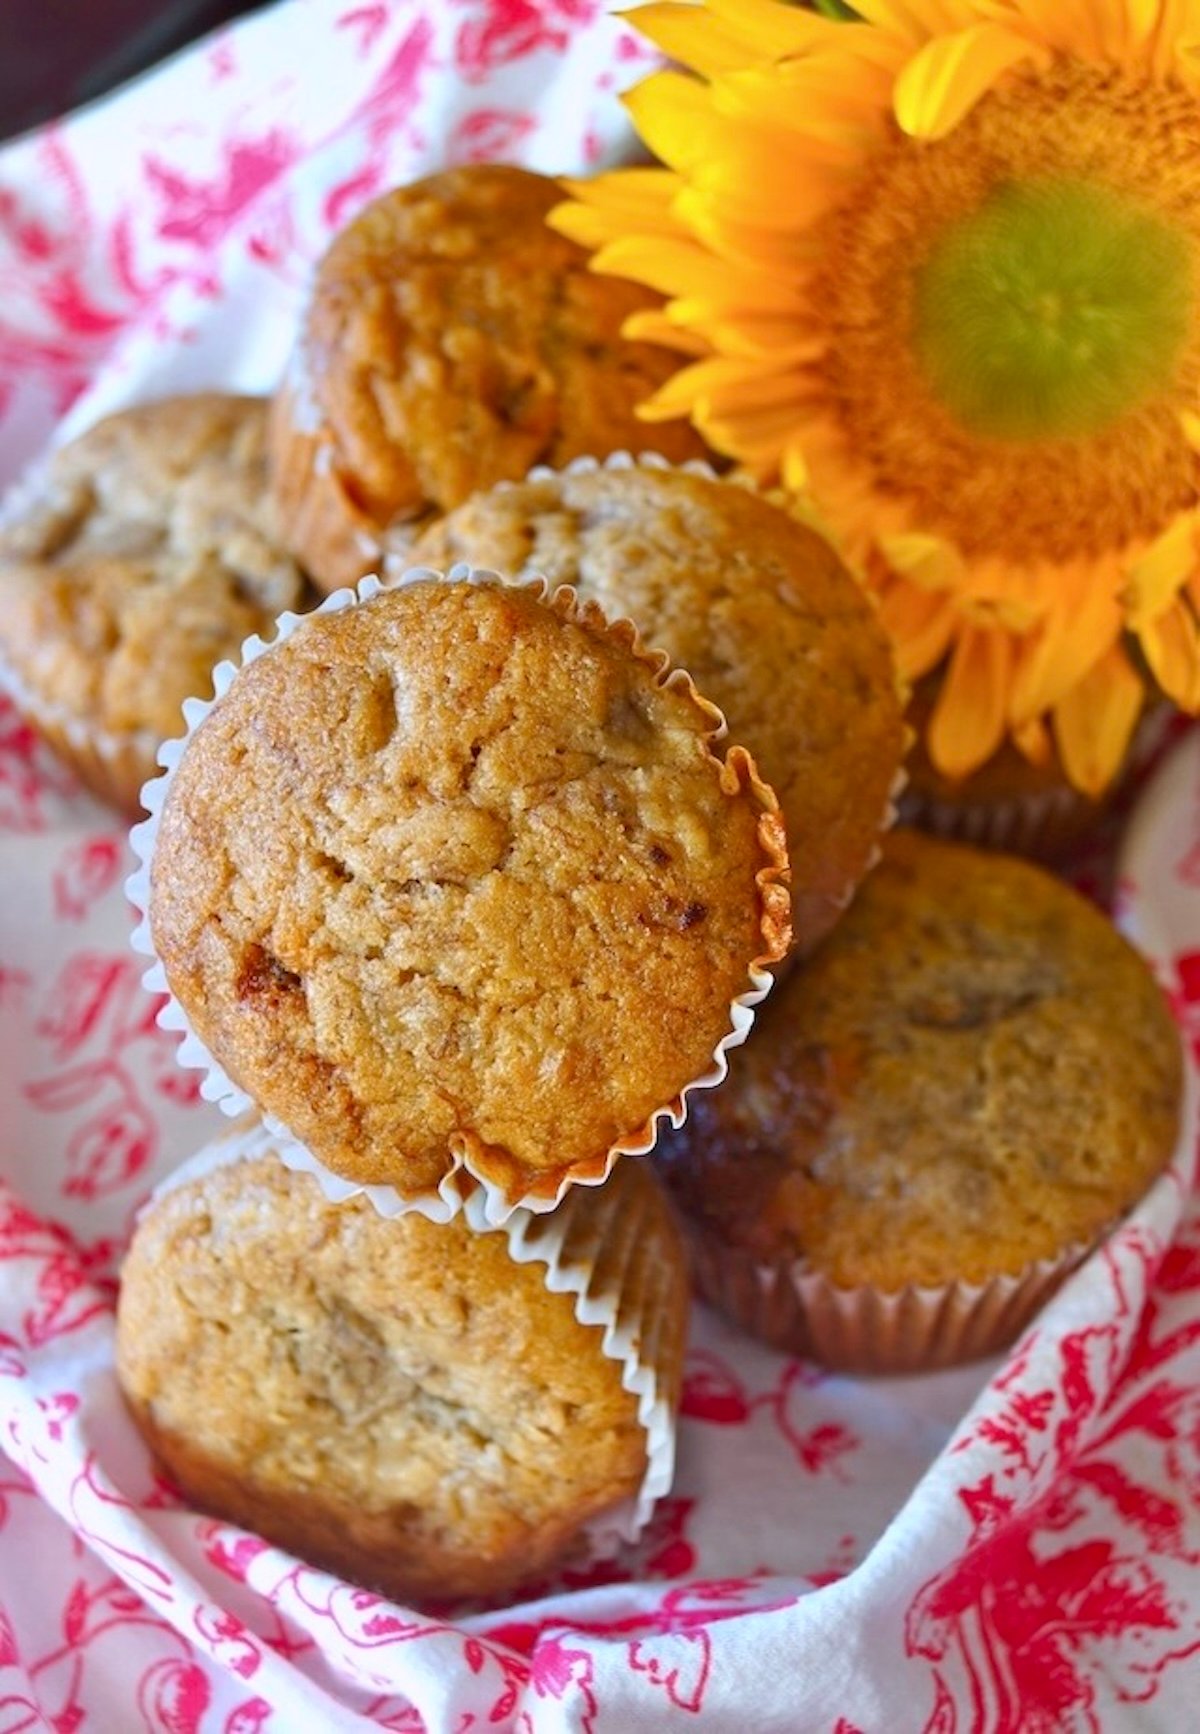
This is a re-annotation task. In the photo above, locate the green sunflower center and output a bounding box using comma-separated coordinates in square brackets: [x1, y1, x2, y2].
[913, 176, 1192, 442]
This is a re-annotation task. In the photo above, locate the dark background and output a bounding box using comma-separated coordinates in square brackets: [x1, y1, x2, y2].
[1, 0, 270, 142]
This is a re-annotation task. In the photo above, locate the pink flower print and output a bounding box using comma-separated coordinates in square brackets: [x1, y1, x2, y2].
[63, 1098, 155, 1200]
[453, 0, 600, 82]
[143, 133, 300, 252]
[192, 1606, 261, 1681]
[628, 1629, 713, 1713]
[680, 1350, 749, 1425]
[527, 1633, 597, 1731]
[53, 837, 122, 921]
[136, 1657, 211, 1734]
[447, 109, 536, 166]
[224, 1700, 273, 1734]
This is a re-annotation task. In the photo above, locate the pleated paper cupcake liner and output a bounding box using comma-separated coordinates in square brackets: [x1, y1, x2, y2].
[387, 446, 909, 958]
[900, 702, 1177, 862]
[143, 1119, 684, 1549]
[684, 1226, 1094, 1377]
[127, 565, 790, 1227]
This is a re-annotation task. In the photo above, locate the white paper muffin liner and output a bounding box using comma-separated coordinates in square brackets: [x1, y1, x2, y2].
[143, 1119, 681, 1550]
[386, 447, 909, 952]
[0, 455, 157, 813]
[126, 565, 789, 1227]
[0, 651, 159, 816]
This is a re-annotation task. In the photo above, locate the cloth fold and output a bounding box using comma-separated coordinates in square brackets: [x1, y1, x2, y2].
[1, 3, 1199, 1728]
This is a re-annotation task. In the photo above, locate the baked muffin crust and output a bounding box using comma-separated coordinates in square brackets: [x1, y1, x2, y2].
[117, 1149, 687, 1603]
[0, 394, 310, 811]
[270, 164, 710, 591]
[661, 829, 1182, 1289]
[149, 577, 789, 1199]
[410, 465, 906, 951]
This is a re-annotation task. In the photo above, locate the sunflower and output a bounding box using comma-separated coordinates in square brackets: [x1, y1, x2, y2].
[551, 0, 1200, 794]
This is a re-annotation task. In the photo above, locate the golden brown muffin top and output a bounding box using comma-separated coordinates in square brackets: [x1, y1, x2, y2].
[0, 394, 310, 739]
[660, 829, 1182, 1289]
[294, 164, 708, 535]
[149, 577, 790, 1200]
[117, 1148, 685, 1602]
[409, 466, 906, 952]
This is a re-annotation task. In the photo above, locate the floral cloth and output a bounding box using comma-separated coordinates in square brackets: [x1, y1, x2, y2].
[1, 4, 1199, 1729]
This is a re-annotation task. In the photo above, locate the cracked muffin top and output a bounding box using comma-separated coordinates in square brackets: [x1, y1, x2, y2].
[409, 465, 906, 953]
[117, 1144, 688, 1603]
[148, 576, 790, 1203]
[269, 163, 710, 593]
[659, 829, 1182, 1290]
[0, 393, 311, 811]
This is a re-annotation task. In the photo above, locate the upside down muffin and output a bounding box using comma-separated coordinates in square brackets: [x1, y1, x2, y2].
[116, 1137, 690, 1603]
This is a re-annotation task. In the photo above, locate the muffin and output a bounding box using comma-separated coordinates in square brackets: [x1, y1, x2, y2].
[269, 164, 711, 593]
[116, 1132, 690, 1604]
[142, 573, 790, 1212]
[409, 461, 906, 952]
[659, 829, 1183, 1373]
[900, 676, 1174, 860]
[0, 394, 312, 815]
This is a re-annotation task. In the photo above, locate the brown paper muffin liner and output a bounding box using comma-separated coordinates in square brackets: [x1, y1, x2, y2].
[147, 1119, 682, 1548]
[126, 566, 790, 1227]
[683, 1226, 1096, 1376]
[387, 447, 909, 954]
[900, 702, 1177, 861]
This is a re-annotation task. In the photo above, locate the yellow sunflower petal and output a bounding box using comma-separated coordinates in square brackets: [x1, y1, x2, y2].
[878, 531, 968, 593]
[559, 168, 680, 219]
[688, 313, 825, 363]
[715, 59, 895, 145]
[621, 311, 713, 358]
[1136, 596, 1200, 710]
[1124, 512, 1200, 626]
[623, 72, 724, 176]
[635, 355, 791, 419]
[1004, 0, 1112, 59]
[673, 186, 837, 263]
[894, 22, 1048, 139]
[928, 623, 1014, 779]
[1154, 0, 1200, 75]
[1053, 646, 1145, 795]
[704, 0, 840, 59]
[856, 2, 971, 45]
[875, 577, 959, 678]
[550, 170, 686, 251]
[590, 237, 801, 314]
[629, 3, 766, 78]
[1009, 563, 1123, 721]
[1013, 715, 1052, 766]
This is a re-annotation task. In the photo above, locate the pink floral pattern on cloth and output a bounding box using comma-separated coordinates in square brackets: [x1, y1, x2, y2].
[1, 3, 1200, 1727]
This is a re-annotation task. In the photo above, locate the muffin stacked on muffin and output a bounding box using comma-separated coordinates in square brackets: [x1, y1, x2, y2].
[270, 164, 712, 593]
[142, 572, 790, 1210]
[0, 394, 314, 815]
[408, 460, 907, 953]
[124, 564, 791, 1598]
